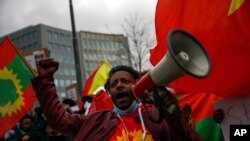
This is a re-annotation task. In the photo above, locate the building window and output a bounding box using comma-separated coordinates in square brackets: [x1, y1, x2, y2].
[27, 32, 32, 40]
[48, 42, 53, 49]
[67, 45, 72, 52]
[54, 44, 59, 49]
[65, 80, 71, 86]
[32, 30, 38, 38]
[32, 42, 37, 48]
[64, 68, 69, 75]
[54, 32, 58, 39]
[59, 79, 64, 87]
[70, 69, 76, 76]
[66, 35, 71, 41]
[60, 92, 66, 98]
[22, 35, 27, 42]
[47, 30, 52, 38]
[59, 33, 65, 40]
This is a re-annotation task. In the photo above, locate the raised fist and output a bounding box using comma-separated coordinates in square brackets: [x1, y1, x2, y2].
[36, 58, 59, 77]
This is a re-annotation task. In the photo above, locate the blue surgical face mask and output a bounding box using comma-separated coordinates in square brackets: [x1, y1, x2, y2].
[114, 100, 139, 115]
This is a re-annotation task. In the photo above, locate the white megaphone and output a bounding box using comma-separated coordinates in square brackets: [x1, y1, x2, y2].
[132, 29, 211, 100]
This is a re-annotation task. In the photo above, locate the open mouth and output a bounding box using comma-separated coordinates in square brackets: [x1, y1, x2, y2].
[116, 92, 129, 103]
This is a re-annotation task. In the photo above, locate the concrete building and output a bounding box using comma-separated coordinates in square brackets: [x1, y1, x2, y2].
[1, 24, 131, 99]
[78, 31, 131, 81]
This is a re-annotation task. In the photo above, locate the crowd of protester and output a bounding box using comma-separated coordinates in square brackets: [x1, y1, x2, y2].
[1, 97, 91, 141]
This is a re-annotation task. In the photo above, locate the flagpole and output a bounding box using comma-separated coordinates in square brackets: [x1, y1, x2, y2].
[69, 0, 82, 95]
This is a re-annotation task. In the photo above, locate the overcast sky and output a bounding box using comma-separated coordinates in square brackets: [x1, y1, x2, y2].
[0, 0, 158, 37]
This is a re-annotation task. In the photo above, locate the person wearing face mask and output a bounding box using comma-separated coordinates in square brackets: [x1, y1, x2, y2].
[32, 58, 203, 141]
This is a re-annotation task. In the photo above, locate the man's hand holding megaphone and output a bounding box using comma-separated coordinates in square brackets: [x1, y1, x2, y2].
[136, 71, 181, 123]
[144, 86, 181, 120]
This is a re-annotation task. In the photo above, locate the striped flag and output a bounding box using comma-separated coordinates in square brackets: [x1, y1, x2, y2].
[82, 60, 111, 97]
[0, 37, 37, 137]
[80, 61, 111, 108]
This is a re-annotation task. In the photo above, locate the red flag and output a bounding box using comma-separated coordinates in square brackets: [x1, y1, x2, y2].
[0, 37, 37, 137]
[150, 0, 250, 98]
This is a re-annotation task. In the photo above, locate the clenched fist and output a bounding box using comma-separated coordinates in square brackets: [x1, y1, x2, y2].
[37, 58, 59, 77]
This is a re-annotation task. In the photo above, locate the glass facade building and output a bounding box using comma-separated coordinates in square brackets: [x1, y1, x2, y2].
[1, 24, 131, 99]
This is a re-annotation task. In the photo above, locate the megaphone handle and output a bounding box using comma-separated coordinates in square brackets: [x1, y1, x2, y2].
[148, 89, 164, 124]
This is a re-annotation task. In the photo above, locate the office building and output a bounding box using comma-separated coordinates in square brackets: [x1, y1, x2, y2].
[79, 31, 131, 81]
[1, 24, 131, 99]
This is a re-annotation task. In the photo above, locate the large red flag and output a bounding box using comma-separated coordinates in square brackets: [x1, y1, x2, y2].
[150, 0, 250, 98]
[0, 37, 37, 137]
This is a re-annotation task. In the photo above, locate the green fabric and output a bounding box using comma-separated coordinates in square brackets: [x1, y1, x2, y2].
[7, 55, 33, 90]
[195, 118, 224, 141]
[0, 79, 18, 107]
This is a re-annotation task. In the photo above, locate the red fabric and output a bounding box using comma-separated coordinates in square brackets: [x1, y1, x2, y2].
[178, 93, 223, 123]
[88, 90, 113, 114]
[0, 38, 37, 137]
[79, 68, 98, 108]
[150, 0, 250, 98]
[81, 69, 98, 97]
[0, 37, 17, 69]
[0, 86, 37, 137]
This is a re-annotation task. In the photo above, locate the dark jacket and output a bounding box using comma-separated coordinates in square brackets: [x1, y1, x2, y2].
[32, 76, 203, 141]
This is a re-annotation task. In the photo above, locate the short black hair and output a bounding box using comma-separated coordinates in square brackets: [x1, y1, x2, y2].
[81, 96, 92, 102]
[20, 114, 35, 123]
[105, 65, 139, 91]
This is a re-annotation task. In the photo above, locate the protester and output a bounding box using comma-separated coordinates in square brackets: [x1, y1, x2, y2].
[31, 58, 203, 141]
[81, 96, 93, 115]
[18, 131, 45, 141]
[17, 115, 46, 141]
[45, 123, 70, 141]
[212, 109, 225, 124]
[19, 115, 36, 135]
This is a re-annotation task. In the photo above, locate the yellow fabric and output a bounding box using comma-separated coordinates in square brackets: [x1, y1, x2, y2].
[228, 0, 245, 15]
[88, 60, 111, 95]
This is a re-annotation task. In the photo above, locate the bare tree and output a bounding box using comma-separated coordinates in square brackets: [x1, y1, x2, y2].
[122, 13, 156, 71]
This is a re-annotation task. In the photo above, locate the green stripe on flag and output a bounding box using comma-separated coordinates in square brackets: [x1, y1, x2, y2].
[195, 118, 224, 141]
[7, 55, 33, 90]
